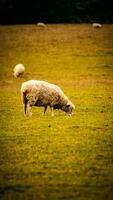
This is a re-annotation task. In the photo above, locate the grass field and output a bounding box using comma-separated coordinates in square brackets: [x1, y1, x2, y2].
[0, 24, 113, 200]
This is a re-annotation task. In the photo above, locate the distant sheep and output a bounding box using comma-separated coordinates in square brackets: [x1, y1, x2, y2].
[92, 23, 102, 28]
[37, 22, 46, 28]
[13, 64, 25, 78]
[21, 80, 75, 116]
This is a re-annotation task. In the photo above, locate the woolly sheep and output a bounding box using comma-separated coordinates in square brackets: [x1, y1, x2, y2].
[21, 80, 75, 116]
[92, 23, 102, 28]
[37, 22, 46, 28]
[13, 64, 25, 78]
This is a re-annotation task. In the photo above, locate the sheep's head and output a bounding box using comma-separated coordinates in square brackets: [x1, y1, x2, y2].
[62, 102, 75, 116]
[13, 71, 24, 78]
[13, 71, 19, 78]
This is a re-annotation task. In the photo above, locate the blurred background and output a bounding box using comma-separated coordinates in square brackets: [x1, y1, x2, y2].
[0, 0, 113, 25]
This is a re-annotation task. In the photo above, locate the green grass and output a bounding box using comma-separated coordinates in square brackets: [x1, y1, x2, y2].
[0, 24, 113, 200]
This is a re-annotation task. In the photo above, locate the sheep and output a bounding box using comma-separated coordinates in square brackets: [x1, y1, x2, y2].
[37, 22, 46, 28]
[21, 80, 75, 116]
[13, 64, 25, 78]
[92, 23, 102, 28]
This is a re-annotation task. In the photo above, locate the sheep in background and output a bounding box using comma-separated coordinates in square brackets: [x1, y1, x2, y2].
[37, 22, 46, 28]
[92, 23, 102, 28]
[21, 80, 75, 116]
[13, 64, 25, 78]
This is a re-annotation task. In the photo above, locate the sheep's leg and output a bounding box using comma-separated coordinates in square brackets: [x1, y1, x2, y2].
[23, 104, 27, 116]
[22, 92, 28, 115]
[23, 103, 27, 116]
[44, 106, 47, 115]
[28, 105, 32, 117]
[51, 107, 54, 117]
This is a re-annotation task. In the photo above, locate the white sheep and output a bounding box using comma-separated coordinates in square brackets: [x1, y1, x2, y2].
[37, 22, 46, 28]
[13, 64, 25, 78]
[21, 80, 75, 116]
[92, 23, 102, 28]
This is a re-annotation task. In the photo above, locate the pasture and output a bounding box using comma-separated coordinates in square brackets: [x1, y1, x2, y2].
[0, 24, 113, 200]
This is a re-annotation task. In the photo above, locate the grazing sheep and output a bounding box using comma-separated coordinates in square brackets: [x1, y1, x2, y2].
[21, 80, 75, 116]
[92, 23, 102, 28]
[13, 64, 25, 78]
[37, 22, 46, 28]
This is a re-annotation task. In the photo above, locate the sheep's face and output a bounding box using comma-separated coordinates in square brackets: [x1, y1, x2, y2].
[13, 71, 18, 78]
[62, 103, 75, 116]
[14, 71, 23, 78]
